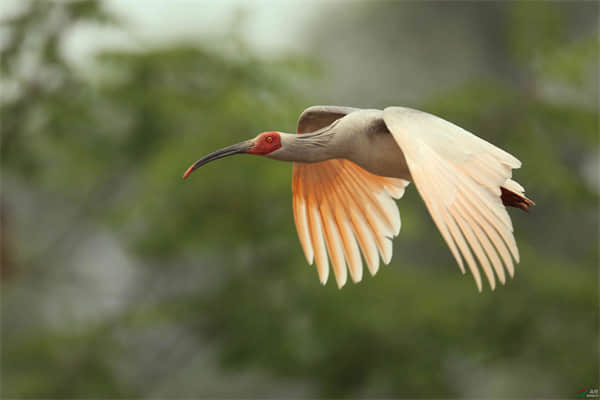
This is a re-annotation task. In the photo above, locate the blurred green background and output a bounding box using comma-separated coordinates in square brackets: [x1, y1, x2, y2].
[1, 1, 598, 398]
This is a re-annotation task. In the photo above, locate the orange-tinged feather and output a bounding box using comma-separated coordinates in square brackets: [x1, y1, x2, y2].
[321, 201, 348, 288]
[292, 165, 314, 264]
[336, 212, 363, 283]
[316, 166, 348, 288]
[299, 159, 387, 278]
[321, 164, 364, 283]
[336, 176, 381, 275]
[345, 165, 397, 235]
[305, 176, 329, 284]
[342, 166, 394, 262]
[327, 170, 377, 273]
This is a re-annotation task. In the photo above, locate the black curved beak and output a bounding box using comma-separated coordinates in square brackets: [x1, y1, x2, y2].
[183, 140, 253, 179]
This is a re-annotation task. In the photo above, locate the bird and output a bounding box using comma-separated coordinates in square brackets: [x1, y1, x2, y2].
[183, 106, 534, 291]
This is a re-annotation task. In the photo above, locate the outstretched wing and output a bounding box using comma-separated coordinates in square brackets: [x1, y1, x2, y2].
[293, 159, 408, 288]
[292, 106, 409, 288]
[383, 106, 524, 291]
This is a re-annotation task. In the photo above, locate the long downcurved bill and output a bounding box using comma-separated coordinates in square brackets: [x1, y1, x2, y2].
[182, 140, 253, 179]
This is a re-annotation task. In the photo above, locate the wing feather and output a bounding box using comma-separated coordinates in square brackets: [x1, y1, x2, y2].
[345, 194, 381, 276]
[292, 159, 407, 287]
[321, 164, 364, 283]
[435, 152, 520, 265]
[463, 204, 506, 285]
[452, 201, 496, 290]
[334, 208, 363, 283]
[292, 164, 313, 264]
[342, 167, 399, 265]
[344, 168, 394, 264]
[504, 178, 525, 194]
[317, 164, 348, 287]
[411, 166, 465, 274]
[329, 166, 381, 275]
[306, 183, 329, 285]
[423, 135, 521, 267]
[320, 200, 348, 288]
[344, 166, 396, 237]
[459, 188, 515, 278]
[384, 106, 525, 291]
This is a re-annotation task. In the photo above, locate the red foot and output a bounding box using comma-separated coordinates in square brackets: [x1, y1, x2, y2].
[501, 187, 535, 212]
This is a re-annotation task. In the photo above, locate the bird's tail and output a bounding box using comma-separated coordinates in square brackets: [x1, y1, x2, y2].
[501, 179, 535, 212]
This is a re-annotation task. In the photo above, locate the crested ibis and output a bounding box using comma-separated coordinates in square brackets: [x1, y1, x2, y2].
[183, 106, 534, 291]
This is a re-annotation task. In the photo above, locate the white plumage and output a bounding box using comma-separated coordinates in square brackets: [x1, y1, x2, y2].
[289, 106, 532, 291]
[184, 105, 534, 291]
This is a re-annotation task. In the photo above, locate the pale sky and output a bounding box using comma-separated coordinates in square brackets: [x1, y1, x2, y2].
[66, 0, 320, 67]
[1, 0, 321, 68]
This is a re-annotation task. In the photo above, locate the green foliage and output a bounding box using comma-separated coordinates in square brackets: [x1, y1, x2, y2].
[1, 1, 597, 398]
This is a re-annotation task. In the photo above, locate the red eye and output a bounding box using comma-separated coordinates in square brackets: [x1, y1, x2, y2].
[266, 136, 273, 143]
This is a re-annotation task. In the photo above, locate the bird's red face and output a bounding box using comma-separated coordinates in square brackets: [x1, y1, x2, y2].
[248, 132, 281, 155]
[182, 131, 282, 179]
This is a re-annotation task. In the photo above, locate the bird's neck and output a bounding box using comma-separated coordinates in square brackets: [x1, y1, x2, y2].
[265, 131, 340, 163]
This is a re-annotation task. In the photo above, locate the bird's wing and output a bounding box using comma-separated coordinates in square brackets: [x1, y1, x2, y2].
[383, 106, 523, 291]
[293, 159, 409, 288]
[293, 105, 408, 288]
[297, 105, 360, 134]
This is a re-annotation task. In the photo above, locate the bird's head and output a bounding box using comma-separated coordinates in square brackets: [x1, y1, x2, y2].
[182, 132, 282, 179]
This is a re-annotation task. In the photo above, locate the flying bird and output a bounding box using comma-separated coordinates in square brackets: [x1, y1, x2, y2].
[183, 106, 534, 291]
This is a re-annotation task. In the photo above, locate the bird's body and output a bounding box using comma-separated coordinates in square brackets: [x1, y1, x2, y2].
[184, 105, 534, 291]
[269, 108, 412, 179]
